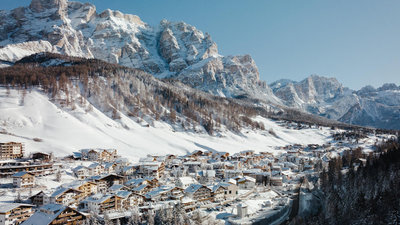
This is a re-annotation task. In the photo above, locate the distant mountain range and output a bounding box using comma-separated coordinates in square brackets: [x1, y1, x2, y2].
[270, 76, 400, 130]
[0, 0, 399, 130]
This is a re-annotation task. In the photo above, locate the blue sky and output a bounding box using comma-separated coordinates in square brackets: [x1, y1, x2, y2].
[2, 0, 400, 89]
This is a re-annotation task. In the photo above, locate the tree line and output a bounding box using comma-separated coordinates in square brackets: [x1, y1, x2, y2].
[294, 136, 400, 225]
[0, 53, 265, 135]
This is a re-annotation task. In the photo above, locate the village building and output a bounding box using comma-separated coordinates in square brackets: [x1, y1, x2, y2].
[108, 184, 126, 194]
[50, 188, 82, 206]
[103, 162, 117, 174]
[176, 176, 198, 189]
[270, 176, 283, 186]
[31, 152, 53, 162]
[29, 191, 50, 207]
[138, 159, 165, 178]
[12, 172, 35, 188]
[211, 182, 238, 202]
[66, 181, 98, 201]
[220, 182, 238, 199]
[198, 170, 216, 184]
[81, 194, 122, 214]
[224, 170, 243, 179]
[182, 161, 201, 173]
[237, 203, 248, 218]
[0, 142, 24, 160]
[145, 186, 184, 202]
[125, 178, 149, 189]
[89, 174, 124, 193]
[184, 184, 212, 201]
[120, 165, 135, 176]
[132, 184, 151, 195]
[255, 173, 270, 185]
[0, 161, 59, 178]
[87, 163, 104, 176]
[145, 177, 160, 188]
[80, 149, 118, 162]
[189, 150, 204, 160]
[240, 150, 255, 157]
[212, 152, 229, 161]
[0, 203, 33, 225]
[72, 166, 90, 180]
[236, 176, 256, 190]
[22, 204, 87, 225]
[120, 191, 145, 208]
[211, 185, 225, 202]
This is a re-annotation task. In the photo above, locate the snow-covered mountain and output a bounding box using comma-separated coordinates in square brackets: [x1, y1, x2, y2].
[270, 75, 357, 119]
[0, 0, 279, 103]
[340, 84, 400, 129]
[0, 0, 398, 130]
[270, 75, 400, 130]
[0, 85, 332, 161]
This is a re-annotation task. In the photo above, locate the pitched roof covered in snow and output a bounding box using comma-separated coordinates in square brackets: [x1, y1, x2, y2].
[184, 184, 209, 194]
[0, 203, 33, 213]
[22, 204, 65, 225]
[12, 171, 33, 177]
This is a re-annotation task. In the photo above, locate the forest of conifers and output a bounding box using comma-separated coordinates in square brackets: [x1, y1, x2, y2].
[294, 137, 400, 225]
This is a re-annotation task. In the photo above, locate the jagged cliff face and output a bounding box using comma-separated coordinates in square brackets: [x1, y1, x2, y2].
[0, 0, 279, 102]
[271, 76, 400, 129]
[270, 75, 357, 119]
[174, 55, 277, 100]
[340, 84, 400, 130]
[1, 0, 398, 129]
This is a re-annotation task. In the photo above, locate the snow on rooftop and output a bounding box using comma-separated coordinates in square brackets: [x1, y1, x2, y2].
[178, 176, 198, 185]
[23, 204, 65, 225]
[11, 171, 31, 177]
[0, 203, 33, 213]
[185, 184, 206, 193]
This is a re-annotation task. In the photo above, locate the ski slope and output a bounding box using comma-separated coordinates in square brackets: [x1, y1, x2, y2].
[0, 87, 332, 161]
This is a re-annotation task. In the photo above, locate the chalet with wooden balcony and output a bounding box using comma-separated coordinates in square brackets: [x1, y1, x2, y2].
[22, 204, 87, 225]
[12, 172, 35, 188]
[81, 194, 122, 214]
[0, 203, 33, 225]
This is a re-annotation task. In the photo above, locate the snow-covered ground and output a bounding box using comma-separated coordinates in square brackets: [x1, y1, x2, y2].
[0, 87, 333, 161]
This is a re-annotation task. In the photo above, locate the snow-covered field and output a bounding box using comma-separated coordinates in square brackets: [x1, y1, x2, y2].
[0, 88, 332, 161]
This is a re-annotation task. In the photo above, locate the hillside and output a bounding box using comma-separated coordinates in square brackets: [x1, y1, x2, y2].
[0, 86, 333, 160]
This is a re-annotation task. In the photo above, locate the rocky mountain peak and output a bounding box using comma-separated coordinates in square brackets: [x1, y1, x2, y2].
[357, 85, 376, 95]
[377, 83, 399, 91]
[157, 20, 219, 73]
[29, 0, 68, 13]
[0, 0, 278, 103]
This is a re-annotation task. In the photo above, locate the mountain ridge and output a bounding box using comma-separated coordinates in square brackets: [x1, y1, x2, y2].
[270, 75, 400, 129]
[0, 0, 399, 130]
[0, 0, 280, 103]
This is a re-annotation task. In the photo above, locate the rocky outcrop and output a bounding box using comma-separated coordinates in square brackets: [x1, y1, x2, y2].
[0, 41, 55, 63]
[0, 0, 274, 102]
[175, 55, 279, 102]
[271, 76, 400, 129]
[270, 75, 358, 119]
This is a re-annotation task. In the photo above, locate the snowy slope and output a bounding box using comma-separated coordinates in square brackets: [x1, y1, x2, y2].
[0, 87, 332, 161]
